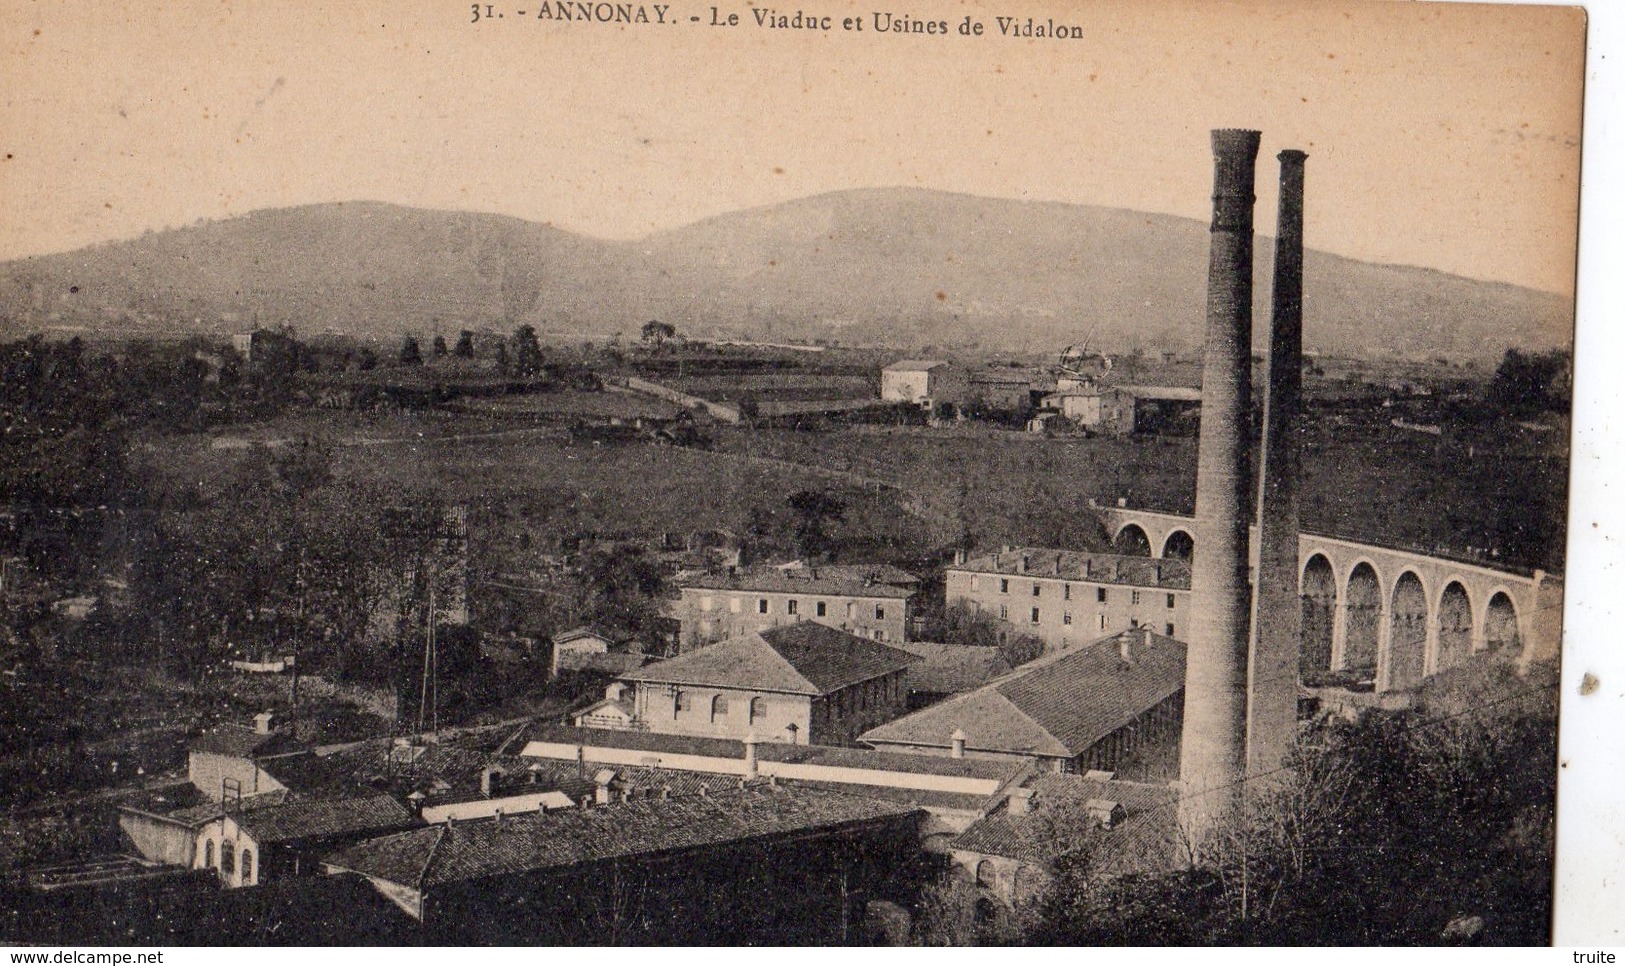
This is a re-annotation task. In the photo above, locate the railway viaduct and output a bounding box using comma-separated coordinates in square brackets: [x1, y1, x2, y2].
[1092, 502, 1563, 694]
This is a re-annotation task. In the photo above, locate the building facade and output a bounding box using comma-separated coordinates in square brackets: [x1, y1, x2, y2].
[618, 622, 916, 746]
[945, 547, 1190, 652]
[880, 359, 968, 407]
[673, 564, 917, 651]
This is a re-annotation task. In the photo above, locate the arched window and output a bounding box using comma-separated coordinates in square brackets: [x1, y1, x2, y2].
[221, 841, 236, 876]
[711, 694, 729, 721]
[674, 690, 689, 718]
[750, 696, 767, 722]
[203, 839, 215, 868]
[240, 848, 254, 884]
[974, 859, 996, 889]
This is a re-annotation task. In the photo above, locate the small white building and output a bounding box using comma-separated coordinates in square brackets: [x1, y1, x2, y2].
[880, 360, 967, 408]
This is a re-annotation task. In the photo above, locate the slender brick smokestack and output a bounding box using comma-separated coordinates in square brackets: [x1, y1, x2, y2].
[1179, 129, 1260, 843]
[1246, 149, 1308, 778]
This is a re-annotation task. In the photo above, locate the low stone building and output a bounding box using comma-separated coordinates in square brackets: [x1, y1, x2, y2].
[616, 622, 918, 746]
[860, 628, 1186, 775]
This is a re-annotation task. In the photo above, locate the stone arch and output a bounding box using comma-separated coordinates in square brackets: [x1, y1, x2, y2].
[1387, 571, 1429, 690]
[974, 859, 996, 890]
[1112, 523, 1152, 557]
[1300, 554, 1337, 674]
[1160, 529, 1194, 561]
[1435, 581, 1473, 673]
[1341, 561, 1383, 671]
[1483, 591, 1522, 656]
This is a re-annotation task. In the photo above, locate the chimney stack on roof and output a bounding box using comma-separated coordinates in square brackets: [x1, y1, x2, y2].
[253, 711, 274, 735]
[743, 732, 759, 779]
[950, 728, 967, 759]
[1007, 787, 1035, 816]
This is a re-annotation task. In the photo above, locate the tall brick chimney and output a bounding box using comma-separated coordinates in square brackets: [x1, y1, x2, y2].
[1246, 149, 1308, 778]
[1179, 128, 1261, 844]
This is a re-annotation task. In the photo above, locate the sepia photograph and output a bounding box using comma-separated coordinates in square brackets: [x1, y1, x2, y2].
[0, 0, 1599, 947]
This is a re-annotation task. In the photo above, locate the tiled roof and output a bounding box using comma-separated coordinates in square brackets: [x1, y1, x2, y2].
[1115, 384, 1204, 402]
[550, 624, 625, 647]
[326, 785, 921, 889]
[949, 547, 1191, 590]
[892, 641, 1011, 694]
[860, 629, 1186, 759]
[235, 794, 418, 845]
[189, 725, 308, 759]
[949, 774, 1181, 876]
[882, 359, 951, 372]
[621, 623, 916, 696]
[160, 790, 291, 825]
[676, 566, 916, 599]
[969, 370, 1035, 385]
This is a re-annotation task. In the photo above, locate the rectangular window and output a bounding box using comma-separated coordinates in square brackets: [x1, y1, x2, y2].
[846, 601, 856, 618]
[1096, 587, 1108, 603]
[816, 601, 827, 617]
[1166, 623, 1176, 637]
[999, 604, 1009, 620]
[729, 597, 742, 613]
[875, 604, 886, 620]
[1099, 614, 1108, 630]
[1167, 593, 1177, 609]
[700, 595, 713, 612]
[1030, 607, 1041, 624]
[1130, 618, 1140, 628]
[1032, 583, 1041, 597]
[1064, 584, 1072, 601]
[1132, 590, 1142, 606]
[1000, 578, 1010, 594]
[1063, 612, 1072, 625]
[970, 576, 980, 592]
[757, 599, 769, 614]
[787, 599, 798, 616]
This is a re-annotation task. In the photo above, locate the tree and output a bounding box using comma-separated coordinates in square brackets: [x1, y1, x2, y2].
[432, 335, 448, 357]
[453, 330, 475, 358]
[512, 325, 544, 376]
[399, 336, 423, 366]
[1485, 348, 1569, 417]
[786, 489, 845, 560]
[641, 319, 676, 347]
[495, 342, 510, 370]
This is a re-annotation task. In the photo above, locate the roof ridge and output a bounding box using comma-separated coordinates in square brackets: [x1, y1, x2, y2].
[416, 824, 448, 892]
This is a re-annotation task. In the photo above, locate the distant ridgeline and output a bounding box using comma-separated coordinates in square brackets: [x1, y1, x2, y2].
[0, 191, 1571, 361]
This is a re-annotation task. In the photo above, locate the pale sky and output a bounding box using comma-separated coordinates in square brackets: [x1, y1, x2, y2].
[0, 0, 1585, 293]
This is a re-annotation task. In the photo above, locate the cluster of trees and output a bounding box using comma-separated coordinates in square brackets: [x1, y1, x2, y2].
[1484, 348, 1571, 418]
[397, 325, 547, 376]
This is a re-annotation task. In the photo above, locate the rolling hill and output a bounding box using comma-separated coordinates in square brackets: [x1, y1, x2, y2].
[0, 189, 1572, 361]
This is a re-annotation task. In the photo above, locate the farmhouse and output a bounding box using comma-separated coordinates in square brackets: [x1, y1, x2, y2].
[672, 562, 919, 650]
[859, 628, 1186, 775]
[968, 369, 1037, 413]
[945, 546, 1190, 652]
[880, 359, 967, 408]
[616, 621, 918, 746]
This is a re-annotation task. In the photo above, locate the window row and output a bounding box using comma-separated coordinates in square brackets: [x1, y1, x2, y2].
[674, 691, 772, 723]
[202, 838, 254, 883]
[970, 582, 1180, 609]
[698, 595, 888, 621]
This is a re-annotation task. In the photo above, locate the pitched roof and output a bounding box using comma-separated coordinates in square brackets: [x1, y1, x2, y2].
[949, 774, 1182, 875]
[950, 547, 1191, 590]
[882, 359, 951, 373]
[892, 641, 1011, 694]
[235, 794, 418, 845]
[518, 723, 1024, 783]
[621, 623, 917, 696]
[189, 725, 307, 759]
[860, 629, 1186, 759]
[676, 566, 916, 599]
[325, 785, 920, 889]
